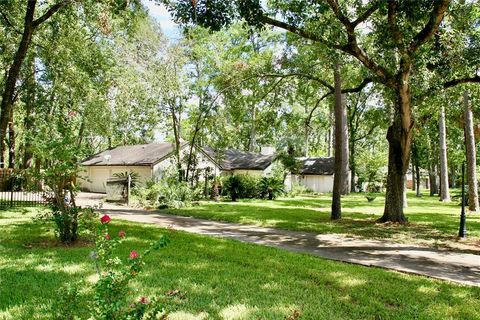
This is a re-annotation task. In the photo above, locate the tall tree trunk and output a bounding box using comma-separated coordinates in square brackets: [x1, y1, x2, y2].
[450, 166, 456, 189]
[331, 63, 347, 220]
[415, 162, 421, 197]
[439, 105, 450, 201]
[463, 91, 479, 212]
[248, 106, 256, 152]
[342, 94, 350, 195]
[379, 85, 412, 223]
[304, 125, 309, 157]
[8, 110, 15, 168]
[171, 107, 182, 181]
[23, 55, 35, 169]
[327, 105, 334, 157]
[350, 141, 356, 193]
[411, 159, 416, 191]
[429, 160, 438, 196]
[0, 0, 36, 168]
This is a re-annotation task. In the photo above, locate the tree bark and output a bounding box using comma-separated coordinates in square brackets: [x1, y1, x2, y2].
[171, 105, 182, 181]
[379, 85, 412, 223]
[463, 91, 479, 212]
[327, 105, 334, 157]
[429, 161, 438, 196]
[415, 162, 421, 197]
[438, 105, 450, 201]
[0, 0, 36, 168]
[23, 55, 35, 169]
[8, 110, 15, 168]
[411, 159, 416, 191]
[331, 63, 348, 220]
[350, 140, 356, 193]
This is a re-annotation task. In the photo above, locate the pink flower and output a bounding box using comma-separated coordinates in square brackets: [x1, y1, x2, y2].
[100, 215, 111, 224]
[139, 296, 149, 305]
[118, 230, 126, 238]
[105, 234, 110, 240]
[129, 250, 139, 259]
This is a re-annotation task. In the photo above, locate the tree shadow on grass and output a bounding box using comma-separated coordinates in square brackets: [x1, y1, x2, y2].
[2, 218, 480, 319]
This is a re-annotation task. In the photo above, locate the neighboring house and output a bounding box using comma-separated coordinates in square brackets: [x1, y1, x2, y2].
[79, 141, 338, 194]
[291, 157, 335, 193]
[78, 141, 220, 193]
[204, 147, 276, 176]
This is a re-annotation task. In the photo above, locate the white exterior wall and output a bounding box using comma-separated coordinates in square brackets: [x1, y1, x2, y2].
[231, 169, 264, 176]
[293, 174, 334, 193]
[228, 164, 274, 177]
[78, 165, 153, 193]
[151, 147, 221, 181]
[79, 146, 221, 193]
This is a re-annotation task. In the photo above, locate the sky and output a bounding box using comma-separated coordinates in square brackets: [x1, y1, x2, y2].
[141, 0, 181, 40]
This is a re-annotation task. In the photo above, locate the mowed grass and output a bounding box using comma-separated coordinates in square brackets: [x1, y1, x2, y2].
[162, 192, 480, 251]
[1, 208, 480, 319]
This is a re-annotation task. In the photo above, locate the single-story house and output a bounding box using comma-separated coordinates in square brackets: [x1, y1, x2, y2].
[79, 141, 339, 194]
[204, 147, 276, 177]
[78, 141, 220, 193]
[290, 157, 335, 193]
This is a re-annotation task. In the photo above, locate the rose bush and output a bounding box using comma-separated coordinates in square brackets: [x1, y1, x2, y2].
[89, 214, 170, 320]
[54, 214, 170, 319]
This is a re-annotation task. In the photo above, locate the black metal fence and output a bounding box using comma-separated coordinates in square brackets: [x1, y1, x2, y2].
[0, 169, 49, 208]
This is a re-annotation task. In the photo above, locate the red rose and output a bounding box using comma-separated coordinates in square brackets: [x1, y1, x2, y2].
[100, 215, 111, 224]
[139, 296, 149, 305]
[129, 250, 139, 259]
[118, 230, 126, 238]
[105, 234, 110, 240]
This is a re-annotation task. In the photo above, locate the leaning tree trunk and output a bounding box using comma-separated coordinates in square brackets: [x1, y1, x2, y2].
[0, 1, 36, 168]
[379, 85, 412, 223]
[438, 105, 451, 202]
[331, 63, 348, 220]
[23, 55, 35, 169]
[463, 91, 479, 212]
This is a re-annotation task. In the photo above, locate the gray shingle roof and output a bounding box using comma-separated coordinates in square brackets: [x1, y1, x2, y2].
[82, 142, 178, 166]
[297, 157, 334, 175]
[203, 147, 274, 170]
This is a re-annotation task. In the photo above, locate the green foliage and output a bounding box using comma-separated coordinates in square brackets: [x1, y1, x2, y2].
[90, 215, 169, 319]
[113, 171, 141, 188]
[259, 176, 285, 200]
[356, 149, 387, 193]
[222, 174, 285, 201]
[133, 171, 203, 208]
[222, 174, 262, 201]
[51, 283, 81, 320]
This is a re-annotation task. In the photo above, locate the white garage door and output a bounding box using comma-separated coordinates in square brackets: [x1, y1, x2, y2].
[89, 167, 111, 193]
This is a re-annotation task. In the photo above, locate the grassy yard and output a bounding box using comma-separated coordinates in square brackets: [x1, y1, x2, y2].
[162, 192, 480, 252]
[1, 207, 480, 319]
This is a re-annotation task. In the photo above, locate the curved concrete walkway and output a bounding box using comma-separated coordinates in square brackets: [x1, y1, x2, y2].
[96, 206, 480, 287]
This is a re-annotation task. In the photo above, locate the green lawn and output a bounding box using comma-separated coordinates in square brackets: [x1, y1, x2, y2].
[162, 192, 480, 251]
[1, 207, 480, 319]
